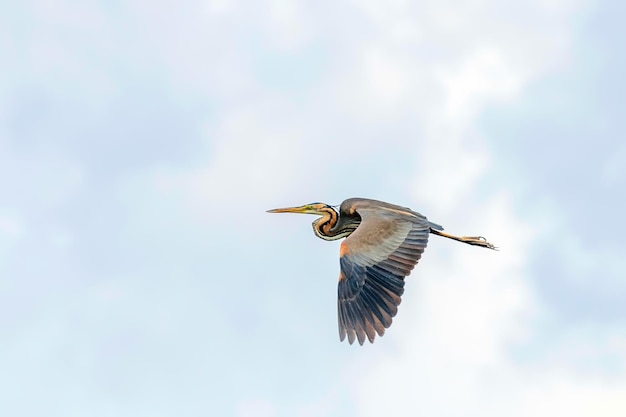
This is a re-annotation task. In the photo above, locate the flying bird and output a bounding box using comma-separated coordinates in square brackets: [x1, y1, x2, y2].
[267, 198, 496, 345]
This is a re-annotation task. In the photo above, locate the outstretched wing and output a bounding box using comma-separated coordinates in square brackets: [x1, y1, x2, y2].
[337, 205, 431, 345]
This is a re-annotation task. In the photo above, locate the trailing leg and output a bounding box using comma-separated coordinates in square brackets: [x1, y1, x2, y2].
[430, 228, 497, 250]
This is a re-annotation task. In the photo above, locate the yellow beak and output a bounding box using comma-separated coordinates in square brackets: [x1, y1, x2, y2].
[266, 204, 322, 215]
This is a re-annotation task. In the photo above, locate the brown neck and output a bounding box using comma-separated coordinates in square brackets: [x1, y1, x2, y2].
[313, 207, 359, 241]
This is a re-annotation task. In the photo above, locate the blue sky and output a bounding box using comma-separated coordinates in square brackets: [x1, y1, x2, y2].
[1, 0, 625, 416]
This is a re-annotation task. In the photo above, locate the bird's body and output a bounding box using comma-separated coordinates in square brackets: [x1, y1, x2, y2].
[267, 198, 496, 345]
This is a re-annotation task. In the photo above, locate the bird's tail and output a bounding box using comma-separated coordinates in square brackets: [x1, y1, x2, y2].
[428, 221, 444, 231]
[429, 227, 497, 250]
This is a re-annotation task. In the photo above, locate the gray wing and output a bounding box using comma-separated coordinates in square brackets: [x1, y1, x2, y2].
[337, 205, 431, 345]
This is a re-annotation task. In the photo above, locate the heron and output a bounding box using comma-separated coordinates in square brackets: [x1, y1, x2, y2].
[267, 197, 496, 345]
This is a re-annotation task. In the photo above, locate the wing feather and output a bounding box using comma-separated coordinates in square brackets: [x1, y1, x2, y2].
[337, 203, 432, 345]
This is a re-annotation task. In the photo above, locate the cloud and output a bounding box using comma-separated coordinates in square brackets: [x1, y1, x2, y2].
[237, 399, 276, 417]
[313, 0, 626, 415]
[2, 1, 625, 416]
[602, 141, 626, 185]
[0, 212, 22, 238]
[438, 47, 524, 121]
[169, 100, 307, 199]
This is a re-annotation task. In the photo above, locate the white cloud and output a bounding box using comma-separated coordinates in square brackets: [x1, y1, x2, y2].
[511, 375, 626, 417]
[438, 47, 524, 121]
[0, 213, 23, 238]
[134, 0, 626, 414]
[265, 0, 314, 50]
[205, 0, 235, 15]
[5, 1, 619, 416]
[352, 193, 626, 417]
[237, 398, 276, 417]
[293, 0, 626, 415]
[155, 98, 309, 223]
[602, 141, 626, 185]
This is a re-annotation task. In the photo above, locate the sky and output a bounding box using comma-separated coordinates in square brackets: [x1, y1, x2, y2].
[1, 0, 625, 416]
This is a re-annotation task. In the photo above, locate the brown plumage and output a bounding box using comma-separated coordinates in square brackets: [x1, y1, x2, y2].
[267, 198, 496, 345]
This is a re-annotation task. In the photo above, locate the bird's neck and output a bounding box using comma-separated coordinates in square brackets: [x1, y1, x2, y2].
[313, 209, 358, 241]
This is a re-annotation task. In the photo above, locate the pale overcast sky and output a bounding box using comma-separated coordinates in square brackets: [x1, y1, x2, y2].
[1, 1, 625, 416]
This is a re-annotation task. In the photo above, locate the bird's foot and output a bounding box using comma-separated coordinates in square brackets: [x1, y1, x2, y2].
[461, 236, 498, 250]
